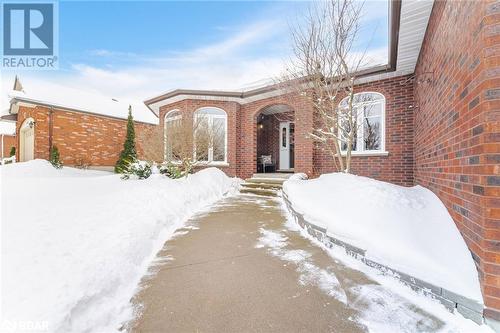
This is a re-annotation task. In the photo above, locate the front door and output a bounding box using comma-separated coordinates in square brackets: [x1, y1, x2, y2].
[279, 122, 290, 170]
[20, 123, 34, 162]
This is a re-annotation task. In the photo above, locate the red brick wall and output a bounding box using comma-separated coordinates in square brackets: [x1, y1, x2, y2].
[158, 94, 313, 180]
[414, 0, 500, 320]
[157, 80, 413, 183]
[158, 99, 240, 177]
[2, 135, 16, 158]
[239, 94, 314, 179]
[313, 75, 415, 186]
[16, 105, 155, 167]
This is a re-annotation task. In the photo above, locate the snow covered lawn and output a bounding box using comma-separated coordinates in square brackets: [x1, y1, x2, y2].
[0, 160, 238, 332]
[282, 173, 483, 304]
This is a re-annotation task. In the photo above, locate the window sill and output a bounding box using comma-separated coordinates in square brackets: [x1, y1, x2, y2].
[195, 162, 230, 167]
[341, 151, 389, 157]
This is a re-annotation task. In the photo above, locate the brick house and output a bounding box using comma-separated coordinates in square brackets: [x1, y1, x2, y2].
[2, 0, 499, 327]
[5, 77, 157, 169]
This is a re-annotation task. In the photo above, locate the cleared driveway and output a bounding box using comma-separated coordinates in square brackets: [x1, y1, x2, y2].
[129, 194, 447, 332]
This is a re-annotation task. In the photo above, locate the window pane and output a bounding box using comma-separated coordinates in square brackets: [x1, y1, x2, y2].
[212, 117, 225, 162]
[340, 92, 383, 108]
[166, 110, 181, 119]
[165, 119, 183, 161]
[165, 121, 175, 160]
[196, 107, 225, 116]
[364, 116, 382, 150]
[340, 112, 358, 151]
[364, 103, 382, 117]
[282, 127, 287, 148]
[194, 116, 209, 161]
[340, 128, 357, 151]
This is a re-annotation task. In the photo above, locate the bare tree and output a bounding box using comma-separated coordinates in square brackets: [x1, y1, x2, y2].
[280, 0, 367, 173]
[138, 126, 165, 163]
[139, 113, 224, 174]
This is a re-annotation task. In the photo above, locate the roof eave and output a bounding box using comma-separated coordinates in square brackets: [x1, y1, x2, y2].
[10, 97, 158, 125]
[144, 0, 403, 106]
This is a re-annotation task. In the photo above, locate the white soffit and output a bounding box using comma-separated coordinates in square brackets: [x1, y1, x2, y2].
[396, 0, 435, 73]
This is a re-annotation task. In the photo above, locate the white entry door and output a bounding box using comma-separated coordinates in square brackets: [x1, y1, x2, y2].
[279, 122, 290, 170]
[20, 122, 34, 162]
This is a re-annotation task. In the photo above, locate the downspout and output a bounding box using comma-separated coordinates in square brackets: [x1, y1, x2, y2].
[48, 107, 54, 155]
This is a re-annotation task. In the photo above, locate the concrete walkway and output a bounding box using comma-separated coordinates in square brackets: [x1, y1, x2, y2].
[129, 194, 447, 332]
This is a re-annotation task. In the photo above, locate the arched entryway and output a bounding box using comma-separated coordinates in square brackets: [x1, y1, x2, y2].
[256, 104, 295, 173]
[19, 118, 35, 162]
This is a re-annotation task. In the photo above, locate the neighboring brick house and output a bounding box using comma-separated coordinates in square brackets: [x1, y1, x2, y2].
[5, 77, 157, 169]
[2, 0, 499, 327]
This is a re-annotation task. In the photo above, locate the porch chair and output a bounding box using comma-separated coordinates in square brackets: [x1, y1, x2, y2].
[259, 155, 275, 173]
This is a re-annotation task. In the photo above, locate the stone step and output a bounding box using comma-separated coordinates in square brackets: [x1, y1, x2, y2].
[252, 173, 293, 180]
[240, 187, 279, 197]
[240, 182, 282, 190]
[245, 178, 286, 185]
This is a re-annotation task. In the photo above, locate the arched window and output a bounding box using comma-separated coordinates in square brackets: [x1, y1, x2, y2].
[164, 110, 182, 161]
[194, 107, 227, 163]
[339, 92, 385, 153]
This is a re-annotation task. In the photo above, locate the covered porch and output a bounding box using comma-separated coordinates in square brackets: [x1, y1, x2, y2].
[256, 104, 295, 174]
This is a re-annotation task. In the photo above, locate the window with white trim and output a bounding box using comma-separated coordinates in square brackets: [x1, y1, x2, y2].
[164, 110, 183, 161]
[339, 92, 385, 153]
[194, 107, 227, 163]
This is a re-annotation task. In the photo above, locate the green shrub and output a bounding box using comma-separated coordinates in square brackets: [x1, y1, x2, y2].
[9, 146, 15, 157]
[115, 106, 137, 173]
[50, 146, 63, 169]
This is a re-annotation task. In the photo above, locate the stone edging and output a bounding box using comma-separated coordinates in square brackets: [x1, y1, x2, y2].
[281, 192, 484, 325]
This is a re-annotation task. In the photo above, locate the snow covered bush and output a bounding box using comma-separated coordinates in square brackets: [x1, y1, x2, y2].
[159, 159, 193, 179]
[121, 159, 152, 180]
[1, 155, 15, 165]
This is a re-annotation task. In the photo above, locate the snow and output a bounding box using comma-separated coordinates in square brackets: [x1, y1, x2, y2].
[0, 160, 238, 332]
[279, 200, 494, 333]
[0, 121, 15, 135]
[7, 77, 158, 124]
[282, 172, 483, 303]
[256, 227, 347, 303]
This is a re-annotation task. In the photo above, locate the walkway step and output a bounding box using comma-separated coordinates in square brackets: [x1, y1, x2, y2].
[245, 178, 286, 185]
[240, 187, 279, 197]
[240, 182, 282, 190]
[252, 173, 293, 180]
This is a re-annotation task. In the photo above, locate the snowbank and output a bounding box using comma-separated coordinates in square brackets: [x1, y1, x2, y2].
[0, 160, 238, 332]
[283, 173, 483, 303]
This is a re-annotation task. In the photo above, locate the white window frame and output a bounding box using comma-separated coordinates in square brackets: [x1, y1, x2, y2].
[339, 92, 387, 156]
[193, 107, 228, 165]
[164, 109, 182, 162]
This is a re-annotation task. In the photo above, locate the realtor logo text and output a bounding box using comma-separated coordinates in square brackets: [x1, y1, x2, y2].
[2, 1, 58, 69]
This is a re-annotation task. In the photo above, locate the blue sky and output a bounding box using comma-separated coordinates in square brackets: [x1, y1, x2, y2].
[2, 0, 388, 102]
